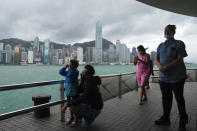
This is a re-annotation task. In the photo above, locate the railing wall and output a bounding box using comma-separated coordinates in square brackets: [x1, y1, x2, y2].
[152, 69, 197, 83]
[0, 72, 138, 121]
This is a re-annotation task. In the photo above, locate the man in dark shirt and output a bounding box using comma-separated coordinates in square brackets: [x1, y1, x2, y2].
[155, 25, 188, 130]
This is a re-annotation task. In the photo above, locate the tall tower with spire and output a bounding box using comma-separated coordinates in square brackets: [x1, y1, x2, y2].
[95, 21, 102, 63]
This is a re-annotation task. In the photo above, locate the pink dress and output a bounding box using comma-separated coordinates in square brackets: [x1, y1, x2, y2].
[136, 53, 150, 86]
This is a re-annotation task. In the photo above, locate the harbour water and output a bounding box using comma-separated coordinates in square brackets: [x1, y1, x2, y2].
[0, 64, 196, 114]
[0, 65, 135, 114]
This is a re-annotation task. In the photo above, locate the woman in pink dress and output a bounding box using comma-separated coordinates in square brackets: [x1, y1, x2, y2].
[134, 45, 150, 105]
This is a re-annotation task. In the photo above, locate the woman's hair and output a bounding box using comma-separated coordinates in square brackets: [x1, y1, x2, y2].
[166, 24, 176, 35]
[85, 64, 95, 76]
[137, 45, 147, 53]
[70, 59, 79, 69]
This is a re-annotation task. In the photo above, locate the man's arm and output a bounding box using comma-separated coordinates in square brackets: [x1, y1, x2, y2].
[164, 41, 187, 69]
[156, 57, 169, 75]
[164, 55, 183, 69]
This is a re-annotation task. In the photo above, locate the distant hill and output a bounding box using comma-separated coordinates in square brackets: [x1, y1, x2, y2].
[0, 38, 67, 49]
[0, 38, 115, 52]
[73, 38, 116, 53]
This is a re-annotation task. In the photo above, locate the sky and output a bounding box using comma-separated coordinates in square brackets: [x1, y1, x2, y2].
[0, 0, 196, 62]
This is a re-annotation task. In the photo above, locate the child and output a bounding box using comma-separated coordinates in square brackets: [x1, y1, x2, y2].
[59, 59, 80, 127]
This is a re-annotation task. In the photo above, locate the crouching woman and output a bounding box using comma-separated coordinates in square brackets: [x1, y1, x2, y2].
[64, 65, 103, 127]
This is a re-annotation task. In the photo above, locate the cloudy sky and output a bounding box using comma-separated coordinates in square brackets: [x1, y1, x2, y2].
[0, 0, 197, 62]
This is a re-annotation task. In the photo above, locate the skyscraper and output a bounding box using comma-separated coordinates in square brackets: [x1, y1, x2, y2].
[21, 51, 28, 63]
[56, 49, 63, 65]
[116, 40, 121, 63]
[5, 44, 12, 64]
[108, 44, 115, 63]
[0, 43, 4, 50]
[95, 21, 102, 63]
[28, 50, 33, 64]
[126, 48, 130, 64]
[132, 47, 137, 56]
[77, 47, 83, 64]
[150, 51, 157, 64]
[44, 39, 50, 64]
[85, 47, 95, 62]
[34, 37, 40, 52]
[14, 45, 20, 64]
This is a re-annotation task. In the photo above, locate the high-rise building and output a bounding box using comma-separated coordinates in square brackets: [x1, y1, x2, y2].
[126, 48, 130, 64]
[21, 51, 28, 63]
[85, 47, 95, 62]
[150, 51, 157, 64]
[14, 45, 20, 64]
[56, 49, 63, 65]
[95, 21, 102, 63]
[40, 44, 44, 62]
[108, 44, 115, 63]
[34, 37, 40, 52]
[77, 47, 83, 64]
[57, 49, 63, 60]
[103, 49, 108, 63]
[132, 47, 137, 56]
[5, 44, 12, 64]
[119, 44, 124, 64]
[0, 43, 4, 50]
[44, 39, 50, 64]
[28, 50, 33, 64]
[116, 40, 121, 63]
[122, 44, 127, 63]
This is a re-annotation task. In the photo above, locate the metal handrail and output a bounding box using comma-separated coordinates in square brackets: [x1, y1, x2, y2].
[0, 72, 136, 92]
[0, 72, 137, 121]
[0, 99, 67, 121]
[0, 80, 64, 92]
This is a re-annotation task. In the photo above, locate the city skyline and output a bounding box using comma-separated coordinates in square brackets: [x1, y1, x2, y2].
[0, 0, 196, 63]
[0, 36, 157, 65]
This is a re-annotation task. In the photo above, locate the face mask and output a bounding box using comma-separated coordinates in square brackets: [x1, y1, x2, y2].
[164, 35, 173, 39]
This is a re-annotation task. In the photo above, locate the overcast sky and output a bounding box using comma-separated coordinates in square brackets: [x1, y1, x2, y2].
[0, 0, 196, 62]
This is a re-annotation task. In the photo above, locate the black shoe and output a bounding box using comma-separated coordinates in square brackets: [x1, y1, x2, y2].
[155, 116, 170, 125]
[179, 124, 186, 131]
[139, 100, 143, 105]
[142, 96, 147, 102]
[179, 114, 188, 127]
[146, 86, 150, 89]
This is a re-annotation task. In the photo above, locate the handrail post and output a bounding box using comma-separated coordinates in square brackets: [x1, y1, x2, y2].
[60, 80, 65, 122]
[118, 73, 122, 98]
[195, 69, 197, 82]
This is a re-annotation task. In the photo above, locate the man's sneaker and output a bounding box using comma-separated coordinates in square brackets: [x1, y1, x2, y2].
[155, 116, 171, 125]
[70, 119, 82, 127]
[179, 115, 188, 125]
[65, 117, 74, 125]
[81, 119, 94, 127]
[179, 124, 186, 131]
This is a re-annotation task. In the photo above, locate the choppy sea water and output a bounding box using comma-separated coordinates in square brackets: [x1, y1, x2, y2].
[0, 65, 135, 114]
